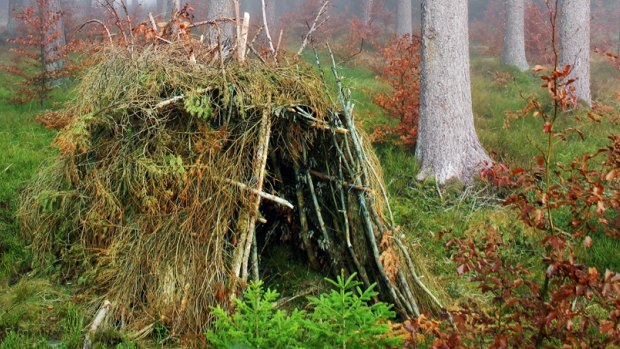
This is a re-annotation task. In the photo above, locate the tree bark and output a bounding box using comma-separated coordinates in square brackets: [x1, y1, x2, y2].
[7, 0, 21, 34]
[265, 0, 276, 33]
[558, 0, 591, 106]
[363, 0, 373, 25]
[416, 0, 491, 185]
[501, 0, 529, 71]
[42, 0, 66, 79]
[207, 0, 234, 42]
[396, 0, 412, 36]
[0, 0, 8, 30]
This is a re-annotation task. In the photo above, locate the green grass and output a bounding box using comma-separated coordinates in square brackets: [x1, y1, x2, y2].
[471, 56, 620, 167]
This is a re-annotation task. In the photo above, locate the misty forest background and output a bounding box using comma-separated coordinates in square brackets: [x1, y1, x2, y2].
[0, 0, 619, 348]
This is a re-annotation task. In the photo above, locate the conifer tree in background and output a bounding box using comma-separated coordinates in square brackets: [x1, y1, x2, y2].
[501, 0, 529, 71]
[558, 0, 591, 106]
[416, 0, 491, 185]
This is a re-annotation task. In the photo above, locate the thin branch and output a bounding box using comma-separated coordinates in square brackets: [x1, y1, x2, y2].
[260, 0, 276, 57]
[297, 0, 330, 56]
[188, 17, 236, 29]
[83, 300, 112, 349]
[77, 19, 114, 45]
[220, 177, 294, 209]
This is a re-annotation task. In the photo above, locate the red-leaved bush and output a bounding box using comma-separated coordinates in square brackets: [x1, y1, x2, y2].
[2, 0, 70, 105]
[371, 34, 420, 147]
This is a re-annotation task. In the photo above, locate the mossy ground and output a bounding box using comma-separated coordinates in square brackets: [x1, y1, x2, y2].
[0, 48, 619, 347]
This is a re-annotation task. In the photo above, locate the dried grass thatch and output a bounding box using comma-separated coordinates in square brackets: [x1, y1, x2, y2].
[18, 43, 442, 340]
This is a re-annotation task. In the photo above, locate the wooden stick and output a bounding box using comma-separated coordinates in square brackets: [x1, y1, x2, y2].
[309, 170, 372, 193]
[293, 163, 320, 269]
[260, 0, 276, 58]
[83, 300, 111, 349]
[233, 0, 241, 44]
[335, 154, 371, 289]
[251, 229, 259, 280]
[188, 18, 236, 29]
[292, 106, 349, 134]
[303, 148, 331, 247]
[240, 103, 273, 281]
[274, 29, 283, 60]
[148, 12, 158, 33]
[220, 177, 293, 209]
[238, 12, 250, 62]
[297, 0, 330, 56]
[393, 237, 445, 311]
[326, 43, 404, 311]
[231, 96, 273, 283]
[78, 20, 114, 45]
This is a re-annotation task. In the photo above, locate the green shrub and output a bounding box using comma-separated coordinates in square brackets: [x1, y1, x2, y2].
[206, 273, 402, 349]
[304, 272, 401, 349]
[206, 281, 304, 348]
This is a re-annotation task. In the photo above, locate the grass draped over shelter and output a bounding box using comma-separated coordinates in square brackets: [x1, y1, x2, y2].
[18, 44, 440, 339]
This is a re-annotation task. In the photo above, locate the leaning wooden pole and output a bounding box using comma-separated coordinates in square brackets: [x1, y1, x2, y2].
[231, 95, 274, 284]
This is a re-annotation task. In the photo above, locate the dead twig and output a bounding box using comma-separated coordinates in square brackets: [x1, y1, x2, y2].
[83, 300, 111, 349]
[260, 0, 276, 58]
[77, 20, 114, 45]
[297, 1, 330, 57]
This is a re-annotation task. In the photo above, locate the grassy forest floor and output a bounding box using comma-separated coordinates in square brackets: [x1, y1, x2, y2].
[0, 50, 619, 348]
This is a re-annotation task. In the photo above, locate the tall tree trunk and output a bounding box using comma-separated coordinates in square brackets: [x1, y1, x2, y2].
[42, 0, 66, 83]
[0, 0, 8, 30]
[363, 0, 373, 25]
[416, 0, 491, 185]
[207, 0, 234, 42]
[501, 0, 529, 71]
[265, 0, 276, 33]
[7, 0, 21, 34]
[82, 0, 91, 17]
[396, 0, 412, 36]
[558, 0, 591, 106]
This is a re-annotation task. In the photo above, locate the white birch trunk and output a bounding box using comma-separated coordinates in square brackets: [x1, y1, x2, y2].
[559, 0, 591, 106]
[416, 0, 491, 185]
[501, 0, 529, 71]
[396, 0, 412, 36]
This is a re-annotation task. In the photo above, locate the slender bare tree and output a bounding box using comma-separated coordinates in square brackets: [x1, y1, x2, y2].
[396, 0, 412, 36]
[501, 0, 529, 71]
[416, 0, 491, 184]
[558, 0, 591, 106]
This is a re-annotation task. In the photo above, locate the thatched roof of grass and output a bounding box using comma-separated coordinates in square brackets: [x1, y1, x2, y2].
[18, 44, 442, 341]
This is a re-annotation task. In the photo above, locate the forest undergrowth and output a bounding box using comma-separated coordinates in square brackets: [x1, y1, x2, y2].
[0, 41, 619, 347]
